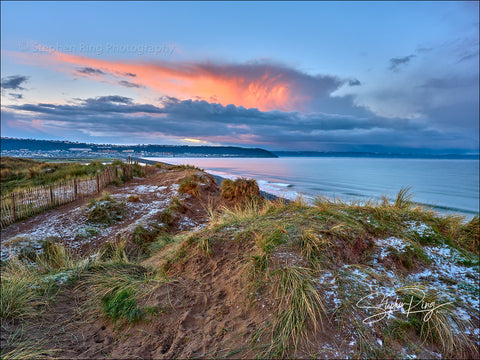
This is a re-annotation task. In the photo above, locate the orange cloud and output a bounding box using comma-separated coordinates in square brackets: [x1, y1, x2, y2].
[7, 47, 317, 111]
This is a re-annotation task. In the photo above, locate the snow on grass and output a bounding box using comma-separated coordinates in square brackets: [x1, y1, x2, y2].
[316, 271, 342, 307]
[178, 217, 197, 230]
[0, 181, 180, 260]
[406, 244, 479, 329]
[406, 220, 433, 236]
[374, 236, 408, 261]
[131, 184, 167, 194]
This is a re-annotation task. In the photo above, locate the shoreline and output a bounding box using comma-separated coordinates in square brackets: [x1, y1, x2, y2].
[133, 156, 284, 202]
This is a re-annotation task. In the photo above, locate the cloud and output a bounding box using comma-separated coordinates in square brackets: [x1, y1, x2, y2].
[8, 47, 348, 112]
[348, 79, 361, 86]
[389, 55, 415, 71]
[6, 95, 475, 152]
[89, 95, 134, 104]
[76, 67, 105, 76]
[419, 76, 478, 89]
[9, 93, 23, 100]
[1, 75, 29, 90]
[118, 80, 142, 88]
[124, 72, 136, 77]
[416, 46, 433, 53]
[457, 51, 479, 63]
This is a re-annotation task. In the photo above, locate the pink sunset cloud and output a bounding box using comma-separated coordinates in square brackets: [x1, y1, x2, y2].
[7, 46, 343, 112]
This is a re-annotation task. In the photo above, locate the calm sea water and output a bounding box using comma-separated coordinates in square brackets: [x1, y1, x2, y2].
[145, 157, 479, 219]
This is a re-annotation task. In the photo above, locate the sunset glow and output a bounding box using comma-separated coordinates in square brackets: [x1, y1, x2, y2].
[1, 1, 478, 153]
[8, 47, 306, 111]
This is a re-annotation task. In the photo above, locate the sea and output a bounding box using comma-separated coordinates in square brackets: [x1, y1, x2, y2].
[144, 157, 479, 219]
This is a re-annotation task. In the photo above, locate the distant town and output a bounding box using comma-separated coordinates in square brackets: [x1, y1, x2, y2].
[0, 138, 277, 160]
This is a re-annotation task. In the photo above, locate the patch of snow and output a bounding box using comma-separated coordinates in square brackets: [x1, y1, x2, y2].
[374, 237, 408, 261]
[178, 217, 197, 230]
[406, 221, 432, 236]
[131, 184, 167, 194]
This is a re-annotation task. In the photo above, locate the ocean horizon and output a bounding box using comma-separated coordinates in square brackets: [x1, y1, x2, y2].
[145, 156, 479, 219]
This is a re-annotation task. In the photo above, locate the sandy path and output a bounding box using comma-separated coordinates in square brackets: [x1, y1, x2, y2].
[0, 168, 210, 260]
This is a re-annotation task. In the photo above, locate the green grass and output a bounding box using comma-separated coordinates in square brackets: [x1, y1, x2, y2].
[1, 157, 107, 193]
[0, 258, 44, 320]
[80, 262, 166, 326]
[74, 226, 100, 240]
[101, 287, 143, 324]
[86, 192, 127, 225]
[268, 266, 326, 355]
[148, 233, 176, 253]
[158, 197, 187, 229]
[131, 225, 162, 254]
[1, 241, 90, 321]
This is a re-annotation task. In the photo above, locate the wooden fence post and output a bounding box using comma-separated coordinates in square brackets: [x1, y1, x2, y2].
[114, 166, 118, 179]
[96, 174, 100, 193]
[49, 184, 54, 206]
[74, 179, 78, 199]
[11, 193, 16, 222]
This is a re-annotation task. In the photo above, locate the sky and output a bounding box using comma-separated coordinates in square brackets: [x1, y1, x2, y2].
[1, 1, 479, 153]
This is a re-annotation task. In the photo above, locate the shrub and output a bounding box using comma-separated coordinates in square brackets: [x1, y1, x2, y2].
[37, 238, 75, 271]
[132, 226, 157, 249]
[75, 226, 100, 240]
[220, 178, 261, 201]
[87, 193, 127, 225]
[126, 194, 141, 202]
[178, 175, 201, 196]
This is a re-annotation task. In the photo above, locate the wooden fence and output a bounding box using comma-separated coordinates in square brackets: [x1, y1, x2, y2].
[0, 164, 136, 228]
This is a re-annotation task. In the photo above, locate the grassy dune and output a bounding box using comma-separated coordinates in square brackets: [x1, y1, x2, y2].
[1, 170, 479, 359]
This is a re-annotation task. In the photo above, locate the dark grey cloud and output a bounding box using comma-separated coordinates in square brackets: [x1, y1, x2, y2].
[159, 96, 181, 105]
[118, 80, 142, 88]
[1, 75, 29, 90]
[124, 72, 136, 77]
[76, 67, 105, 76]
[91, 95, 133, 104]
[389, 55, 415, 71]
[348, 79, 361, 86]
[9, 93, 23, 100]
[7, 95, 473, 152]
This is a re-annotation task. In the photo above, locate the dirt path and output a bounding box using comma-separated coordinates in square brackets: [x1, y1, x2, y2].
[1, 168, 214, 260]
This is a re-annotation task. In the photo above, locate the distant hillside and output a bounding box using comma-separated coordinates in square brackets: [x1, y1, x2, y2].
[0, 138, 277, 158]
